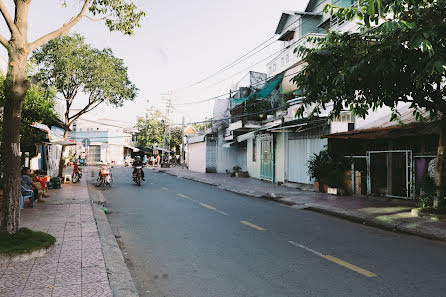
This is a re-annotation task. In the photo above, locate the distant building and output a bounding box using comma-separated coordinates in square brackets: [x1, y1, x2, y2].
[67, 110, 137, 164]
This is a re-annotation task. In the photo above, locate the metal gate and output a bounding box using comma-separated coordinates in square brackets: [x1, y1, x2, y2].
[260, 134, 274, 182]
[87, 145, 101, 163]
[206, 137, 217, 173]
[366, 150, 414, 199]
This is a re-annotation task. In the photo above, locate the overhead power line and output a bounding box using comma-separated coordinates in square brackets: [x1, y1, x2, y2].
[175, 0, 343, 90]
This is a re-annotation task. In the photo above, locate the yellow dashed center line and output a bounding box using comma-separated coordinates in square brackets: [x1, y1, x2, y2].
[322, 255, 377, 277]
[288, 241, 377, 278]
[240, 220, 266, 231]
[200, 203, 216, 210]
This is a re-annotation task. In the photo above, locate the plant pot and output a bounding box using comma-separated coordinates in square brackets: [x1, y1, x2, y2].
[313, 181, 322, 192]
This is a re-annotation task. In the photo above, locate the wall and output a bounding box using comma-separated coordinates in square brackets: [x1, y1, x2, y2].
[247, 136, 261, 179]
[188, 141, 206, 173]
[274, 132, 286, 183]
[301, 15, 323, 37]
[216, 134, 247, 173]
[287, 135, 328, 184]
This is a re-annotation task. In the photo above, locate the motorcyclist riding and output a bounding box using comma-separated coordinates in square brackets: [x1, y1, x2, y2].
[133, 156, 145, 180]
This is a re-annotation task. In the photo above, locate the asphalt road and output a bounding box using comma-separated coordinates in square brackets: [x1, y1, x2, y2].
[96, 167, 446, 297]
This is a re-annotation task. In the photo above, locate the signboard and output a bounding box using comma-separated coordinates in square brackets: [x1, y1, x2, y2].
[82, 138, 91, 147]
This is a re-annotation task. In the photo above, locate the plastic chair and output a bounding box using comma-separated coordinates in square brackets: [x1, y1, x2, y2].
[20, 186, 34, 209]
[64, 175, 72, 183]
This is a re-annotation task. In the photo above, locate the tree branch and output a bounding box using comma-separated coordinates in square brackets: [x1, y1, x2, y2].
[84, 14, 108, 21]
[28, 0, 91, 52]
[0, 0, 18, 35]
[68, 99, 104, 125]
[0, 32, 8, 48]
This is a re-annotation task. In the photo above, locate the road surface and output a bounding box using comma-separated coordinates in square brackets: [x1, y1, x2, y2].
[93, 167, 446, 297]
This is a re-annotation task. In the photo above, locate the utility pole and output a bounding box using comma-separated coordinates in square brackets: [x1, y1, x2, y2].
[181, 116, 185, 169]
[161, 91, 174, 163]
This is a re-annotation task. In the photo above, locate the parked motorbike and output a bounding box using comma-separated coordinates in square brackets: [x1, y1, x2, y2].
[96, 165, 113, 187]
[72, 166, 82, 183]
[133, 166, 142, 186]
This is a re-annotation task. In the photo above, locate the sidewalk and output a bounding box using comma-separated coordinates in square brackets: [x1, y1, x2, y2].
[0, 169, 112, 297]
[154, 166, 446, 242]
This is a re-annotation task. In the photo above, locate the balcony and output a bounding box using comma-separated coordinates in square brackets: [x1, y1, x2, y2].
[266, 32, 326, 77]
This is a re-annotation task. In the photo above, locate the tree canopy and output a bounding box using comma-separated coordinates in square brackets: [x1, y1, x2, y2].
[0, 75, 59, 155]
[293, 0, 446, 206]
[0, 75, 59, 183]
[32, 34, 138, 129]
[136, 107, 182, 153]
[293, 0, 446, 120]
[0, 0, 144, 234]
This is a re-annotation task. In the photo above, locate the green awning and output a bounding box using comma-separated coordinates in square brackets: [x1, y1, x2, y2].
[231, 73, 284, 107]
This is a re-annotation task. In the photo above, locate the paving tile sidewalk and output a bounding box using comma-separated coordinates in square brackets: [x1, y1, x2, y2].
[154, 166, 446, 242]
[0, 169, 112, 297]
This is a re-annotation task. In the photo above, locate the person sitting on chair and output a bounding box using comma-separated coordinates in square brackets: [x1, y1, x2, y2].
[21, 167, 47, 202]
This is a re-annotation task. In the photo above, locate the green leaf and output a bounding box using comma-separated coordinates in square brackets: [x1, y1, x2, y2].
[367, 0, 376, 16]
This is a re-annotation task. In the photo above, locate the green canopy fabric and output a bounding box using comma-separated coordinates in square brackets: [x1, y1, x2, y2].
[230, 73, 284, 107]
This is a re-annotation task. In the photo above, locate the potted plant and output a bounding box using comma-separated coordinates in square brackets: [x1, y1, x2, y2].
[307, 149, 331, 192]
[232, 166, 242, 177]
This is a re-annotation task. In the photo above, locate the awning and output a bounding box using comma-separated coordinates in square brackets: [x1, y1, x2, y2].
[41, 140, 78, 146]
[31, 122, 51, 133]
[324, 121, 440, 139]
[237, 131, 255, 142]
[187, 135, 205, 144]
[222, 141, 236, 147]
[231, 73, 284, 106]
[236, 120, 282, 142]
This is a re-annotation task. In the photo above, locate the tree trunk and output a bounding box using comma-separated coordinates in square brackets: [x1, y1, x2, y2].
[433, 116, 446, 208]
[0, 45, 31, 234]
[57, 128, 70, 178]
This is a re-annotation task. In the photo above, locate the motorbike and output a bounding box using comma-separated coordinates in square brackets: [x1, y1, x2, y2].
[72, 166, 82, 183]
[133, 166, 142, 186]
[96, 165, 112, 187]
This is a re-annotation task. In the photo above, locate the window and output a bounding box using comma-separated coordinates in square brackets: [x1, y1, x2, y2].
[79, 128, 82, 132]
[252, 138, 256, 162]
[286, 53, 289, 63]
[268, 66, 272, 75]
[272, 63, 276, 72]
[281, 57, 284, 66]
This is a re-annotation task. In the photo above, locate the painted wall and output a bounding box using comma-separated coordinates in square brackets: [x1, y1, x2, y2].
[188, 141, 206, 173]
[274, 132, 286, 183]
[216, 134, 247, 173]
[247, 136, 261, 179]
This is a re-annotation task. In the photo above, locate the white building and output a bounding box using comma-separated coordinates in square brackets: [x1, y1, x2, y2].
[68, 110, 137, 164]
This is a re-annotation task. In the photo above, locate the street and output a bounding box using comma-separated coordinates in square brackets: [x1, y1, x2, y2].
[96, 167, 446, 297]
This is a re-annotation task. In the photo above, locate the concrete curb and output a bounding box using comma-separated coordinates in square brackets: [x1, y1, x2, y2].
[159, 170, 296, 206]
[87, 181, 139, 297]
[0, 245, 55, 264]
[155, 169, 446, 243]
[303, 204, 446, 242]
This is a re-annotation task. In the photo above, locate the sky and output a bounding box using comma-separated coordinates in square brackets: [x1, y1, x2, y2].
[0, 0, 309, 126]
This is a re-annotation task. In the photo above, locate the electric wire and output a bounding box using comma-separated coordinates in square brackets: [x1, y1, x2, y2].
[174, 0, 343, 91]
